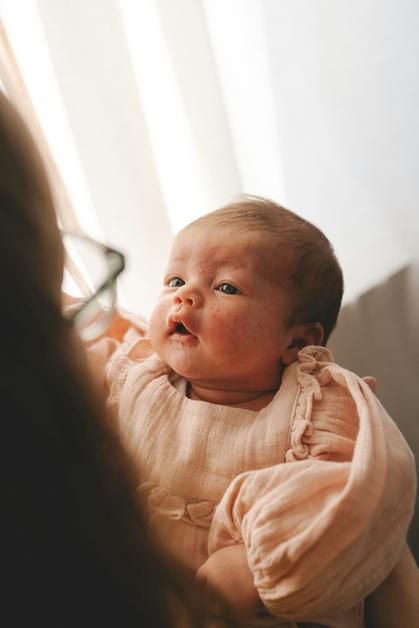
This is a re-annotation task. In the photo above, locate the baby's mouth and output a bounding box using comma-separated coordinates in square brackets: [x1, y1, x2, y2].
[168, 315, 196, 338]
[175, 322, 191, 335]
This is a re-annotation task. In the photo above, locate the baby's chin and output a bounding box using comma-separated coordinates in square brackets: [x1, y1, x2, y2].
[165, 360, 202, 380]
[162, 355, 216, 383]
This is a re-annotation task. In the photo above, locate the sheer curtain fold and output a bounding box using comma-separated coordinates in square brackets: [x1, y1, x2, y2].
[2, 0, 419, 311]
[1, 1, 174, 314]
[0, 0, 283, 314]
[118, 0, 244, 232]
[0, 19, 81, 232]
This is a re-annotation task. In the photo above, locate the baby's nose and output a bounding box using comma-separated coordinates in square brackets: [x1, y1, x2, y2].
[173, 284, 203, 307]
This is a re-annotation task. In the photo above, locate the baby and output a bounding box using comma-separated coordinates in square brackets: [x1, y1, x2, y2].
[98, 196, 416, 626]
[148, 197, 337, 411]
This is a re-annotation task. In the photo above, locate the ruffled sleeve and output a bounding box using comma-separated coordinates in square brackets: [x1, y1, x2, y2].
[285, 347, 360, 464]
[208, 347, 416, 621]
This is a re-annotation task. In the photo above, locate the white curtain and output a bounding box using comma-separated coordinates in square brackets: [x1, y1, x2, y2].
[1, 0, 419, 317]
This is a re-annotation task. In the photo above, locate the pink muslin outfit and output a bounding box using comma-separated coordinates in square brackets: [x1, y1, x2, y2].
[93, 326, 416, 627]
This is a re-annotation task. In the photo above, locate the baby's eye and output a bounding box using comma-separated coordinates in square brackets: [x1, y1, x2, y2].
[168, 277, 185, 288]
[217, 282, 239, 295]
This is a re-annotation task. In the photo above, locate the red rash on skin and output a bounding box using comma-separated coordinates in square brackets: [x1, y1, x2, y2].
[149, 225, 295, 403]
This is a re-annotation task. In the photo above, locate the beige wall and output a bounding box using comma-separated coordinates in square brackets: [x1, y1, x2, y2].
[329, 261, 419, 561]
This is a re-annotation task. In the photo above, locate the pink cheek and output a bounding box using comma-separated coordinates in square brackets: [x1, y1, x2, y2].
[249, 320, 265, 343]
[151, 298, 168, 319]
[209, 308, 266, 351]
[208, 310, 245, 350]
[154, 303, 166, 316]
[150, 302, 167, 336]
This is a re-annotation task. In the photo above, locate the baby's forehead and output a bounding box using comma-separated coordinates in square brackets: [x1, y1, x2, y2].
[172, 226, 254, 257]
[169, 225, 289, 275]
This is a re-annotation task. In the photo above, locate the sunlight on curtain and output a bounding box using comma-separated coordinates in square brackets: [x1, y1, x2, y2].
[203, 0, 285, 202]
[0, 0, 102, 239]
[119, 0, 246, 232]
[119, 0, 215, 232]
[1, 0, 286, 314]
[2, 0, 176, 315]
[2, 0, 418, 314]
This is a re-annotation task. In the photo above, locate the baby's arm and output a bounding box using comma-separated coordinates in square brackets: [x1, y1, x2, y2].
[207, 363, 416, 621]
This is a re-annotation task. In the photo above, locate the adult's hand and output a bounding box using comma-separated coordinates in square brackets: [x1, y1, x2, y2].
[196, 544, 263, 621]
[364, 543, 419, 627]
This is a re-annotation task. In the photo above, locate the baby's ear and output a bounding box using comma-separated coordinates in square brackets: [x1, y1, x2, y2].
[281, 322, 324, 366]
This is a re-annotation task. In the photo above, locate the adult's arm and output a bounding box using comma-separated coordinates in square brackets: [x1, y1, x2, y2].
[365, 543, 419, 628]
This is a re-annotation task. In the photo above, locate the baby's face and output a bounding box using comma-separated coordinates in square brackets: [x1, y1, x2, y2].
[149, 225, 294, 393]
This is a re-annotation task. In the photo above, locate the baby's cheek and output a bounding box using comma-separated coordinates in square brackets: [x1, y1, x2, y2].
[150, 301, 166, 319]
[209, 309, 250, 352]
[149, 302, 166, 342]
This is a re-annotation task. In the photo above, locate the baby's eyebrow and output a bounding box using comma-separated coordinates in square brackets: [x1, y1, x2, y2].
[194, 256, 243, 273]
[215, 256, 245, 269]
[168, 254, 246, 272]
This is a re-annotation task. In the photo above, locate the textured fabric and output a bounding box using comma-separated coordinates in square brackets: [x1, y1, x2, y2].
[90, 330, 416, 627]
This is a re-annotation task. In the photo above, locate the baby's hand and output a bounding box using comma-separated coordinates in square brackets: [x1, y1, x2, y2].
[196, 544, 262, 621]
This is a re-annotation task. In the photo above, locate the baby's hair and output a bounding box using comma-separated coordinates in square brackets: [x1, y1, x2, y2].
[185, 195, 343, 344]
